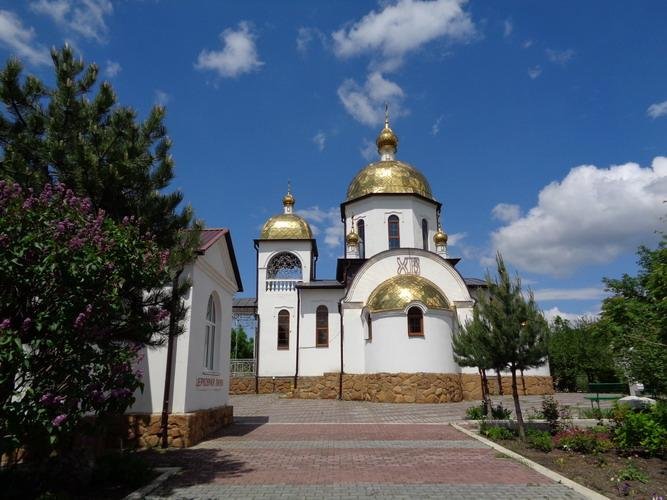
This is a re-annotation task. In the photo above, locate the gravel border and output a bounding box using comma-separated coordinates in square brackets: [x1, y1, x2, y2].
[124, 467, 181, 500]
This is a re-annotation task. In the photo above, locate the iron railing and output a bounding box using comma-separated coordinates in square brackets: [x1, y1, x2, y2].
[231, 358, 256, 376]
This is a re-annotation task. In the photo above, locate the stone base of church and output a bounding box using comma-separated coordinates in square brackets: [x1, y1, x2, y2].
[230, 374, 553, 403]
[107, 405, 233, 449]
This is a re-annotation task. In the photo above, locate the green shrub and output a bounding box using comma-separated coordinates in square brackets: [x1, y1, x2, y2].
[581, 407, 613, 420]
[541, 395, 562, 433]
[554, 428, 612, 454]
[615, 463, 649, 483]
[527, 430, 553, 452]
[613, 409, 667, 456]
[490, 404, 512, 420]
[481, 424, 515, 440]
[465, 403, 486, 420]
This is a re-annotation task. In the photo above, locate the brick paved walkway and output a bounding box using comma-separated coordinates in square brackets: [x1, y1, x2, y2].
[146, 394, 592, 499]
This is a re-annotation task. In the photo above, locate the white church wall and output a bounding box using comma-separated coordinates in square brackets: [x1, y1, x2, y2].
[256, 241, 313, 377]
[297, 289, 344, 376]
[365, 310, 459, 373]
[341, 304, 366, 374]
[343, 196, 438, 258]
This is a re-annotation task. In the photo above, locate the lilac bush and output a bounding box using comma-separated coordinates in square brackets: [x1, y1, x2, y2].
[0, 181, 170, 460]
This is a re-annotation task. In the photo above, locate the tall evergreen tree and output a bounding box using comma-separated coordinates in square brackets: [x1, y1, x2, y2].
[0, 45, 200, 342]
[468, 253, 548, 439]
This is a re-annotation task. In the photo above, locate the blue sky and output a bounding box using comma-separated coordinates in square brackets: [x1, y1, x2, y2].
[1, 0, 666, 322]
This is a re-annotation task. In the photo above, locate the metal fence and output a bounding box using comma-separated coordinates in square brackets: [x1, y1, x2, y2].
[231, 358, 256, 377]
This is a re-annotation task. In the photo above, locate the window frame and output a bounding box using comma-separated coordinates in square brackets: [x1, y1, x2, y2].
[204, 294, 216, 371]
[421, 218, 428, 250]
[407, 306, 424, 337]
[277, 309, 290, 350]
[388, 214, 400, 249]
[357, 219, 365, 259]
[315, 305, 329, 348]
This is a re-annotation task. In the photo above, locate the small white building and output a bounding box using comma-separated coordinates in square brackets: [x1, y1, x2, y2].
[125, 229, 243, 447]
[243, 118, 552, 402]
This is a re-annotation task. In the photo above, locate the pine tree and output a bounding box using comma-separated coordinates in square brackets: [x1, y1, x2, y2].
[0, 45, 200, 342]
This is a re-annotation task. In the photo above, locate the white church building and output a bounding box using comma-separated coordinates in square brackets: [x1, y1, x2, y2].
[233, 118, 553, 403]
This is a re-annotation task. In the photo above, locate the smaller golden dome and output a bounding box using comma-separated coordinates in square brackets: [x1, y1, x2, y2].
[283, 192, 295, 206]
[367, 275, 450, 313]
[376, 123, 398, 152]
[346, 230, 359, 245]
[260, 214, 312, 240]
[434, 226, 448, 245]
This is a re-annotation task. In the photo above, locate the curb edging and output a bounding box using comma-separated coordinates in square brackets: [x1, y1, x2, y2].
[124, 466, 181, 500]
[451, 423, 608, 500]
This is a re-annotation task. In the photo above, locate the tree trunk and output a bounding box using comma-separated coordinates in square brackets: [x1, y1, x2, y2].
[481, 370, 491, 412]
[520, 368, 526, 395]
[478, 368, 490, 415]
[510, 364, 526, 440]
[495, 369, 504, 395]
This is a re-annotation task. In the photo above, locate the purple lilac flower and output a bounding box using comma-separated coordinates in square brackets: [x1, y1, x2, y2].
[21, 318, 32, 331]
[52, 414, 67, 427]
[0, 319, 10, 330]
[39, 393, 54, 405]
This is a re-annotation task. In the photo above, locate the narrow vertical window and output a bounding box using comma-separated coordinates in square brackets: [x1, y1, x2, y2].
[204, 295, 216, 370]
[357, 219, 365, 259]
[407, 307, 424, 337]
[316, 305, 329, 347]
[277, 309, 290, 349]
[367, 312, 373, 341]
[422, 218, 428, 250]
[388, 215, 400, 249]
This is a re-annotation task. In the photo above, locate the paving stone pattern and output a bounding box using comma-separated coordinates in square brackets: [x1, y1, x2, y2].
[146, 394, 593, 499]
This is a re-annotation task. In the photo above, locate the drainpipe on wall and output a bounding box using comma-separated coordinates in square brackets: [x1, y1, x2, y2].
[338, 300, 344, 400]
[294, 288, 301, 390]
[254, 241, 260, 394]
[160, 269, 183, 449]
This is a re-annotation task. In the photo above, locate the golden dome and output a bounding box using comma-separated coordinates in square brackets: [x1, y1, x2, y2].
[346, 230, 359, 245]
[376, 123, 398, 151]
[260, 213, 312, 240]
[434, 226, 448, 245]
[282, 192, 295, 206]
[366, 275, 450, 313]
[346, 160, 434, 202]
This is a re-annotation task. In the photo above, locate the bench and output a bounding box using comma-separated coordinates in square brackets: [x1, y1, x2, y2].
[584, 382, 628, 409]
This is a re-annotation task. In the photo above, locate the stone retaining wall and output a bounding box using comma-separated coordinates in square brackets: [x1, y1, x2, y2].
[107, 405, 233, 449]
[230, 373, 553, 403]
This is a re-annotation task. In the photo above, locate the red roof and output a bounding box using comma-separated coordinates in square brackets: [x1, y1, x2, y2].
[199, 228, 229, 252]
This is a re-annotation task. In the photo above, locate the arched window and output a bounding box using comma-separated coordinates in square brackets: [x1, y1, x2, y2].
[204, 294, 216, 370]
[422, 218, 428, 250]
[316, 305, 329, 347]
[357, 219, 365, 259]
[277, 309, 290, 349]
[388, 215, 400, 249]
[267, 252, 302, 291]
[407, 307, 424, 337]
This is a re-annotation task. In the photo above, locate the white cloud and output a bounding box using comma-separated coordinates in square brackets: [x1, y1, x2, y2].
[30, 0, 113, 43]
[0, 10, 49, 66]
[546, 48, 574, 65]
[312, 131, 326, 151]
[103, 59, 120, 77]
[542, 307, 599, 324]
[527, 65, 542, 79]
[297, 206, 342, 249]
[360, 138, 377, 161]
[491, 157, 667, 276]
[195, 21, 263, 78]
[296, 27, 326, 54]
[431, 115, 444, 135]
[532, 287, 604, 301]
[332, 0, 475, 72]
[503, 19, 513, 38]
[338, 71, 406, 126]
[154, 89, 170, 106]
[647, 100, 667, 119]
[491, 203, 521, 223]
[447, 232, 466, 246]
[522, 40, 533, 49]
